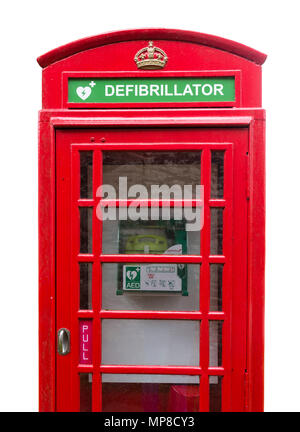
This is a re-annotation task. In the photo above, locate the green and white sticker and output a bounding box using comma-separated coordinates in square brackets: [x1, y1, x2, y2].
[68, 77, 235, 104]
[123, 264, 183, 292]
[124, 265, 141, 290]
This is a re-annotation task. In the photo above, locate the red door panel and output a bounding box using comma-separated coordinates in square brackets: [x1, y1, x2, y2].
[56, 126, 248, 412]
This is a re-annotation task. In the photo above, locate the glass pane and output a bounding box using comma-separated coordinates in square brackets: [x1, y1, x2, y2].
[209, 376, 222, 412]
[102, 151, 201, 198]
[80, 373, 92, 412]
[209, 321, 223, 367]
[80, 151, 93, 198]
[102, 208, 201, 255]
[210, 208, 223, 255]
[102, 319, 200, 366]
[211, 151, 224, 198]
[210, 264, 223, 311]
[80, 207, 93, 253]
[102, 263, 200, 311]
[79, 263, 93, 309]
[102, 374, 199, 412]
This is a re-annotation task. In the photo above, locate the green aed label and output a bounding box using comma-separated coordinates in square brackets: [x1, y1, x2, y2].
[68, 77, 235, 104]
[124, 265, 141, 290]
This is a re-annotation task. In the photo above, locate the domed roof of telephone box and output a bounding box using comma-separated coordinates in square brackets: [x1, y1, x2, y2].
[37, 28, 267, 68]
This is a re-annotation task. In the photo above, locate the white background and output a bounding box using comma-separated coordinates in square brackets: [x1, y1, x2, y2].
[0, 0, 299, 412]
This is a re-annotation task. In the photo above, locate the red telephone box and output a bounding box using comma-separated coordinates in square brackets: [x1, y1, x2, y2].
[38, 29, 266, 412]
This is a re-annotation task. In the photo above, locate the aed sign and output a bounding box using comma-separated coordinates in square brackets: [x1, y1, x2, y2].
[123, 264, 184, 292]
[68, 77, 235, 104]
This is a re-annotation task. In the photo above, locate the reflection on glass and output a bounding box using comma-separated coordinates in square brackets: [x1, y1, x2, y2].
[210, 264, 223, 311]
[80, 151, 93, 199]
[102, 263, 200, 311]
[211, 151, 224, 199]
[102, 374, 199, 412]
[209, 321, 223, 367]
[80, 207, 93, 253]
[102, 151, 201, 198]
[210, 208, 223, 255]
[80, 373, 92, 412]
[102, 209, 201, 255]
[79, 263, 93, 309]
[209, 376, 222, 412]
[102, 320, 200, 366]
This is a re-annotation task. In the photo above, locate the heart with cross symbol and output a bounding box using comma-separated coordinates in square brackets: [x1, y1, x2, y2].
[76, 86, 92, 100]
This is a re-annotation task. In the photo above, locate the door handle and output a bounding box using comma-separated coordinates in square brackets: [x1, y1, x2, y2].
[57, 328, 71, 355]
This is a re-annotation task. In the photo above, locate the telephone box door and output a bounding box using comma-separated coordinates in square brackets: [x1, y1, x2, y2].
[56, 124, 248, 412]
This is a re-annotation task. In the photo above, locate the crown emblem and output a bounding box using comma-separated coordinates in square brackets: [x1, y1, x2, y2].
[134, 41, 168, 70]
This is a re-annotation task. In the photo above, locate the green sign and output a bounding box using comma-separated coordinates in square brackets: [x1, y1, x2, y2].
[68, 77, 235, 104]
[123, 264, 185, 292]
[124, 265, 141, 290]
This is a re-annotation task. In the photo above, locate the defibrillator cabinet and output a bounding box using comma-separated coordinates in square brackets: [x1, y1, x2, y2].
[38, 28, 266, 412]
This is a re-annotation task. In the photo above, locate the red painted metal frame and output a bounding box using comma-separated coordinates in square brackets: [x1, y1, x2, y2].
[39, 111, 265, 412]
[38, 28, 266, 413]
[53, 123, 249, 412]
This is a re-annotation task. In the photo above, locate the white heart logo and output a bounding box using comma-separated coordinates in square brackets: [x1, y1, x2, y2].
[127, 270, 137, 280]
[76, 86, 92, 100]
